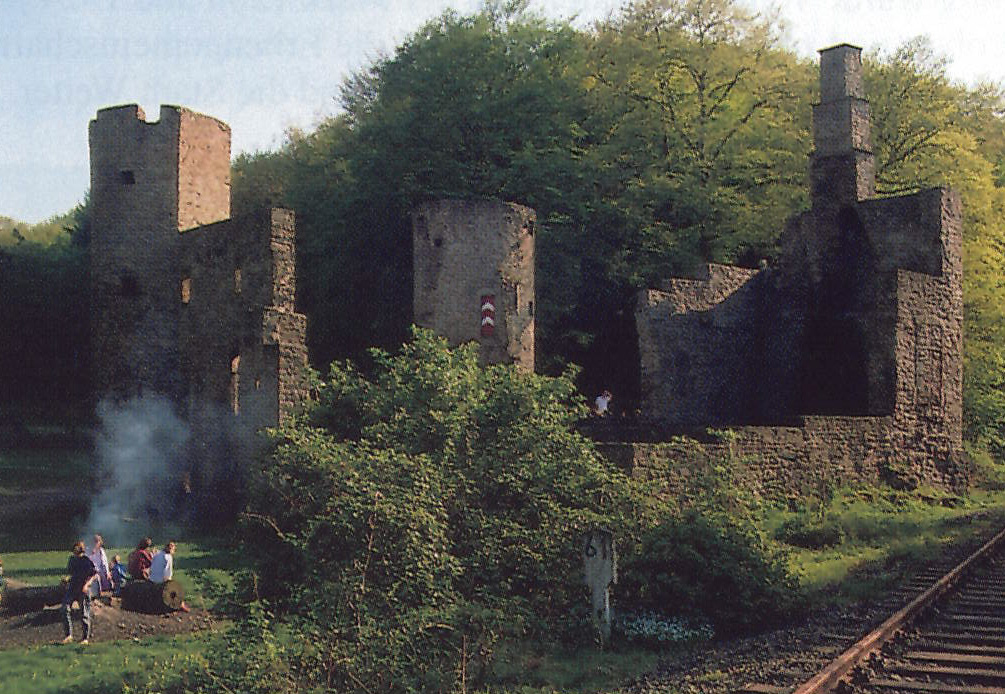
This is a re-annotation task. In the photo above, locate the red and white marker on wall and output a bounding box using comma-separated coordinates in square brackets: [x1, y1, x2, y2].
[481, 295, 495, 336]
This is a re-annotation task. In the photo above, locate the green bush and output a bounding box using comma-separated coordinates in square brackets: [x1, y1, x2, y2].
[618, 510, 803, 638]
[967, 442, 1005, 491]
[776, 514, 845, 549]
[229, 328, 643, 692]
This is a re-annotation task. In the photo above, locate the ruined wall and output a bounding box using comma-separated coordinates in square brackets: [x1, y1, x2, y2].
[90, 105, 307, 430]
[177, 208, 307, 430]
[636, 264, 766, 425]
[599, 413, 968, 501]
[630, 44, 966, 491]
[412, 199, 535, 370]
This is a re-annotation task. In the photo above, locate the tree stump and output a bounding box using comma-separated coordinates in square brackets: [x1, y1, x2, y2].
[121, 579, 184, 613]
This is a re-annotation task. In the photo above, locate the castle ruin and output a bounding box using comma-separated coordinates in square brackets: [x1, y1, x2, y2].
[84, 44, 967, 498]
[627, 44, 966, 491]
[89, 104, 308, 432]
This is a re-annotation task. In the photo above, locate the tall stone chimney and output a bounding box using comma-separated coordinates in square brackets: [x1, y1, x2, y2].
[811, 44, 876, 208]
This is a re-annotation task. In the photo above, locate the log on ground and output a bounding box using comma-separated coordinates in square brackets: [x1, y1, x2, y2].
[0, 585, 65, 614]
[121, 579, 184, 613]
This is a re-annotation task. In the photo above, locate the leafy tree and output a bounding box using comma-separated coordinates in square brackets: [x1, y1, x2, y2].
[866, 38, 1005, 457]
[230, 328, 644, 691]
[0, 199, 90, 423]
[587, 0, 813, 270]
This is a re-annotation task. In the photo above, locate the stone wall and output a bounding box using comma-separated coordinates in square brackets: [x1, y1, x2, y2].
[635, 264, 766, 426]
[89, 104, 307, 430]
[599, 413, 969, 501]
[177, 208, 307, 430]
[630, 44, 966, 492]
[412, 199, 535, 370]
[177, 108, 231, 231]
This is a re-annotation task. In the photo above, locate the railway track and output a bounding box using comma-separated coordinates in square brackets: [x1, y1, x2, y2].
[737, 526, 1005, 694]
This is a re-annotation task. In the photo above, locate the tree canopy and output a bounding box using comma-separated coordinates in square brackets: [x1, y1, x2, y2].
[5, 0, 1005, 455]
[226, 1, 1005, 453]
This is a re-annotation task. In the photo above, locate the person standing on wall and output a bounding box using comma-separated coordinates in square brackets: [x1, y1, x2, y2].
[594, 390, 612, 416]
[60, 541, 98, 644]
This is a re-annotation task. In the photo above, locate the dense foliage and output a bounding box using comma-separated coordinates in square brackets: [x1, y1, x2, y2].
[225, 329, 643, 691]
[619, 509, 801, 637]
[0, 202, 90, 422]
[132, 329, 801, 693]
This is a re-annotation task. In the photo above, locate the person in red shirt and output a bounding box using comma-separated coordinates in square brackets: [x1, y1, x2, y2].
[127, 537, 154, 580]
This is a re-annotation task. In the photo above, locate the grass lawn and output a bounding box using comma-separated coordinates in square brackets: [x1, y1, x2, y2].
[0, 440, 241, 693]
[769, 487, 1005, 603]
[2, 537, 240, 608]
[0, 446, 96, 551]
[0, 631, 220, 694]
[0, 448, 94, 492]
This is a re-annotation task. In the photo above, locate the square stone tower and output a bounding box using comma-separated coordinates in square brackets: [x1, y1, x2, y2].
[89, 105, 231, 401]
[88, 104, 307, 429]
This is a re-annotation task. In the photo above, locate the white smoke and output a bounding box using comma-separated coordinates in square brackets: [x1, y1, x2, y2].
[83, 395, 190, 547]
[83, 394, 259, 545]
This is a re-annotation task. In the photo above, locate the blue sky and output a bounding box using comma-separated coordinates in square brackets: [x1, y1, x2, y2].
[2, 0, 1004, 223]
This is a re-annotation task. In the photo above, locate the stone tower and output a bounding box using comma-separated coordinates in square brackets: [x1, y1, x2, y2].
[89, 104, 308, 430]
[89, 105, 231, 401]
[632, 42, 964, 489]
[412, 199, 535, 371]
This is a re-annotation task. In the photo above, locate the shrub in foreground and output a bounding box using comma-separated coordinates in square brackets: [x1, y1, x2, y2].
[775, 514, 846, 549]
[232, 328, 642, 692]
[619, 510, 803, 638]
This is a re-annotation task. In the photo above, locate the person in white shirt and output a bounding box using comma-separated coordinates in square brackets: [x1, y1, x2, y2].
[149, 542, 175, 584]
[594, 390, 612, 416]
[148, 541, 190, 612]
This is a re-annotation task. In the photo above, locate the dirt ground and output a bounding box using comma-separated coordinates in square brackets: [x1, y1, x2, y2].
[1, 484, 220, 650]
[0, 586, 218, 650]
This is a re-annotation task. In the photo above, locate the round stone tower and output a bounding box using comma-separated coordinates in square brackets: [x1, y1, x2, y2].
[412, 199, 535, 371]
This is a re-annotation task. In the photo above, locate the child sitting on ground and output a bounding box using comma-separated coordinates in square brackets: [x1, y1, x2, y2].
[110, 555, 128, 597]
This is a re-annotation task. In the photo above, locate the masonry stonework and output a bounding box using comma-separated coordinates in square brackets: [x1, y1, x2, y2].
[89, 104, 308, 433]
[412, 199, 535, 370]
[630, 44, 967, 491]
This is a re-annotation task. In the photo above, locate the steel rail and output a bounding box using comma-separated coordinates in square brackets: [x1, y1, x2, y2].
[791, 524, 1005, 694]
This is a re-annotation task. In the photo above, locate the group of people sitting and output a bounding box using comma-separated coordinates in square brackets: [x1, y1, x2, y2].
[61, 534, 187, 645]
[123, 537, 180, 588]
